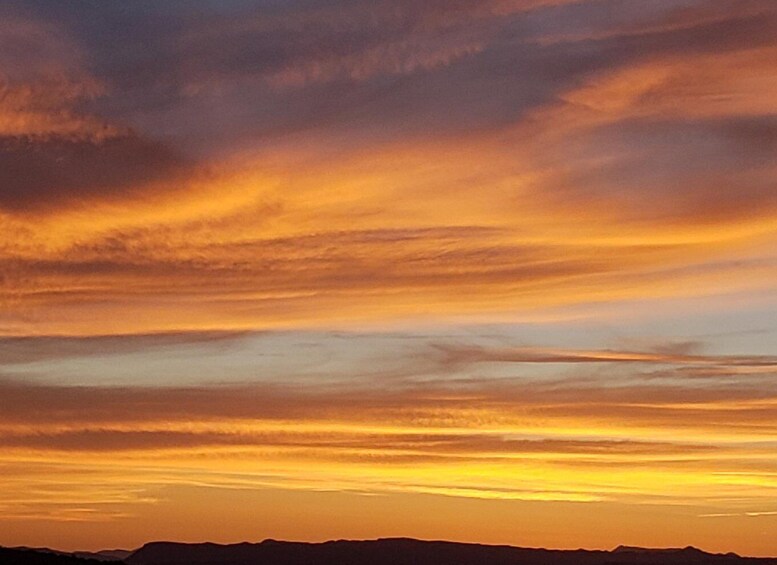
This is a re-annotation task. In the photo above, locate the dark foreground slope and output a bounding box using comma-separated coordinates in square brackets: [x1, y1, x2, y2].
[125, 538, 777, 565]
[0, 547, 105, 565]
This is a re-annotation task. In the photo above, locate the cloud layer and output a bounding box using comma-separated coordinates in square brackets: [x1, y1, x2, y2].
[1, 0, 776, 555]
[0, 0, 775, 334]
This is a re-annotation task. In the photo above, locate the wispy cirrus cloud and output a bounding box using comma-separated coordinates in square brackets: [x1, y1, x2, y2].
[0, 0, 774, 334]
[1, 372, 776, 527]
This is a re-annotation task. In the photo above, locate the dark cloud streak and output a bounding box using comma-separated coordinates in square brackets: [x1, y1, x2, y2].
[0, 134, 189, 212]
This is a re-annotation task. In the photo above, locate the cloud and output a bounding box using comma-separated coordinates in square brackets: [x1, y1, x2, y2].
[0, 15, 114, 142]
[435, 343, 777, 373]
[1, 368, 775, 432]
[0, 0, 772, 333]
[0, 14, 197, 214]
[0, 427, 717, 456]
[0, 134, 190, 213]
[0, 375, 775, 521]
[699, 511, 777, 519]
[0, 330, 250, 364]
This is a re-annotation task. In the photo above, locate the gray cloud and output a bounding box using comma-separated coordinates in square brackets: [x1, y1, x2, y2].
[1, 375, 775, 430]
[0, 330, 251, 364]
[0, 427, 718, 457]
[0, 134, 189, 212]
[12, 0, 774, 156]
[3, 0, 775, 213]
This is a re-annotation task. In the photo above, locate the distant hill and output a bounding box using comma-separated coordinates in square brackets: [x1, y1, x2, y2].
[0, 547, 106, 565]
[11, 547, 132, 562]
[123, 538, 777, 565]
[73, 550, 133, 562]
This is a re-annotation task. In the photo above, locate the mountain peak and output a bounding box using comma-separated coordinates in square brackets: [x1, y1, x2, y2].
[614, 545, 706, 554]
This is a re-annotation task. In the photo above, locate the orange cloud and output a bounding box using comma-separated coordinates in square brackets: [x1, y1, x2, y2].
[0, 370, 776, 544]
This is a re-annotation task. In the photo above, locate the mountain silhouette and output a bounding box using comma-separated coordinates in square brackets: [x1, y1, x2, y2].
[5, 539, 777, 565]
[74, 550, 133, 562]
[0, 547, 106, 565]
[10, 547, 131, 562]
[124, 538, 777, 565]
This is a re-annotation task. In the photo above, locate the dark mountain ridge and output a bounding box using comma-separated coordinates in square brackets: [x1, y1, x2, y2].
[5, 539, 776, 565]
[124, 538, 777, 565]
[11, 547, 131, 562]
[0, 547, 106, 565]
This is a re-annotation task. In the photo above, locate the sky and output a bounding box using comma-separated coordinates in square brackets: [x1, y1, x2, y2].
[1, 0, 776, 556]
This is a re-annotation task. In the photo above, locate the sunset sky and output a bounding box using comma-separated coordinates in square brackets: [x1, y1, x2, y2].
[1, 0, 777, 556]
